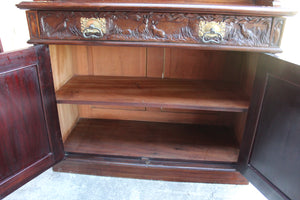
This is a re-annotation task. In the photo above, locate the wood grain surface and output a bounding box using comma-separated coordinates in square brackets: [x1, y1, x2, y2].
[49, 45, 79, 142]
[18, 2, 294, 16]
[78, 105, 235, 125]
[0, 46, 64, 198]
[56, 76, 249, 112]
[42, 0, 255, 5]
[64, 118, 240, 162]
[35, 11, 275, 47]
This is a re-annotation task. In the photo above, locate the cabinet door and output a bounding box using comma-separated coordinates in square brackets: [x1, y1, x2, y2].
[238, 53, 300, 200]
[0, 45, 64, 198]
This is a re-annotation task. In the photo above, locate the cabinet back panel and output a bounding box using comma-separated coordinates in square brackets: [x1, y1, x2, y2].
[164, 48, 244, 81]
[90, 46, 147, 76]
[78, 105, 234, 126]
[72, 46, 147, 76]
[50, 45, 249, 129]
[61, 45, 245, 82]
[240, 52, 259, 98]
[146, 48, 164, 78]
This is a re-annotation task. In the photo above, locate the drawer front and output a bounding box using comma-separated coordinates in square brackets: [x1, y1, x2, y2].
[28, 11, 284, 50]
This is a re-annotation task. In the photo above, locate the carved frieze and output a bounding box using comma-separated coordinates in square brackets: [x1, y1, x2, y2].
[37, 11, 282, 48]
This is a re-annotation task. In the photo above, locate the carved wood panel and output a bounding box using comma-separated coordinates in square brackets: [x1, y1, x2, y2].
[26, 11, 40, 39]
[36, 11, 282, 48]
[270, 17, 285, 47]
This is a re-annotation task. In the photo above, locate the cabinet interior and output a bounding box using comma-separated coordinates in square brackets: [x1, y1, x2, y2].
[50, 45, 258, 164]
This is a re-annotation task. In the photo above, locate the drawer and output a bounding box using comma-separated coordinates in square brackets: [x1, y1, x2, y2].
[27, 11, 285, 51]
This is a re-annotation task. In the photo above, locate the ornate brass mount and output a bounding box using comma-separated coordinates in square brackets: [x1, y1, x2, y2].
[80, 17, 106, 39]
[198, 21, 226, 44]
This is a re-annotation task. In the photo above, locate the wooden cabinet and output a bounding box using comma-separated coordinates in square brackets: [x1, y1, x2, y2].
[0, 46, 64, 198]
[238, 54, 300, 200]
[1, 1, 299, 200]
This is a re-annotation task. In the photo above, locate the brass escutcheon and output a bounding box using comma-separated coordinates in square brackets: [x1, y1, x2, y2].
[80, 17, 106, 39]
[198, 21, 226, 44]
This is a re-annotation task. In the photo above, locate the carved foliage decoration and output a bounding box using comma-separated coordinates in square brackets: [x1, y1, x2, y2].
[38, 11, 279, 47]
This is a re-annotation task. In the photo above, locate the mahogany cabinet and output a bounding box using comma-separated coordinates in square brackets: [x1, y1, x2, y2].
[1, 0, 299, 199]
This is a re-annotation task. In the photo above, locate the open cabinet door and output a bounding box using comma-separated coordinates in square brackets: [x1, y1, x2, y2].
[238, 53, 300, 200]
[0, 45, 64, 198]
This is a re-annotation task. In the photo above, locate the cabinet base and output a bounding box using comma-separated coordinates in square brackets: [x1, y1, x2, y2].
[53, 153, 248, 185]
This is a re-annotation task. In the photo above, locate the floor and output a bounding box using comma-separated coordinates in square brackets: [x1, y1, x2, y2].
[5, 168, 267, 200]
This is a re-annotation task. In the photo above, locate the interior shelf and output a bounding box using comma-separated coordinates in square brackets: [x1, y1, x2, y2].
[56, 76, 249, 112]
[64, 118, 240, 163]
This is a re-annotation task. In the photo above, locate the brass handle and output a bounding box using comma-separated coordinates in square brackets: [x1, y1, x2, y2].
[199, 21, 226, 44]
[83, 24, 103, 39]
[80, 17, 106, 39]
[202, 28, 223, 44]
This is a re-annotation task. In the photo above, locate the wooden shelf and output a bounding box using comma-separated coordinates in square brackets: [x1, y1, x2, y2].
[64, 118, 240, 162]
[56, 76, 249, 112]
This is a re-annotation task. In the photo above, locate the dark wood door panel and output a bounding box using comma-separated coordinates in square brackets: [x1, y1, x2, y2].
[249, 75, 300, 200]
[0, 46, 64, 198]
[0, 65, 51, 182]
[238, 54, 300, 200]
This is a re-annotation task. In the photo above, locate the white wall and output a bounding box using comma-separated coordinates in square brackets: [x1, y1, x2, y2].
[279, 1, 300, 64]
[0, 0, 31, 52]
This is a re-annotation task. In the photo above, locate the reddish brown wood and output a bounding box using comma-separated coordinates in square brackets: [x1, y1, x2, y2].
[0, 46, 64, 199]
[56, 76, 249, 112]
[53, 153, 248, 184]
[146, 48, 164, 78]
[164, 49, 244, 81]
[21, 10, 286, 51]
[26, 11, 40, 39]
[36, 11, 273, 46]
[0, 48, 37, 68]
[255, 0, 273, 6]
[17, 2, 296, 16]
[64, 118, 240, 162]
[27, 39, 283, 53]
[34, 45, 64, 162]
[28, 0, 279, 6]
[47, 0, 254, 6]
[79, 105, 235, 126]
[0, 50, 48, 183]
[0, 39, 3, 53]
[238, 54, 300, 200]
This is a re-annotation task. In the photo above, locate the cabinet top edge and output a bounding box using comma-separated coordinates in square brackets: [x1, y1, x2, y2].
[17, 1, 296, 16]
